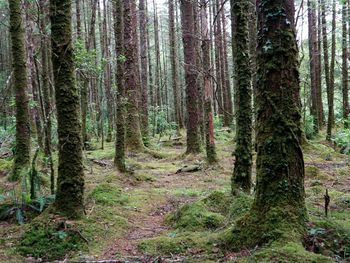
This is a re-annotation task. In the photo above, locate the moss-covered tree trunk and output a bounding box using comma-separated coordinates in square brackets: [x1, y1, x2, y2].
[180, 0, 201, 154]
[231, 0, 253, 193]
[9, 0, 31, 180]
[139, 0, 149, 142]
[50, 0, 84, 218]
[123, 0, 144, 151]
[244, 0, 306, 245]
[201, 0, 217, 164]
[113, 0, 126, 172]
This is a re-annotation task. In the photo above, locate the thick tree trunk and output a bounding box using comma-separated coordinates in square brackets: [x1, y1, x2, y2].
[113, 0, 126, 172]
[9, 0, 31, 180]
[124, 0, 144, 151]
[201, 0, 217, 164]
[180, 0, 201, 154]
[229, 0, 307, 248]
[50, 0, 84, 218]
[232, 0, 253, 193]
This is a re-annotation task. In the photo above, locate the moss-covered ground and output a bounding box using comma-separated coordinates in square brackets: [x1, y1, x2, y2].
[0, 132, 349, 262]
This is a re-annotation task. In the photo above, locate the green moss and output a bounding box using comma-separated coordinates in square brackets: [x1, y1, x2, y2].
[253, 241, 333, 263]
[17, 217, 87, 260]
[166, 202, 225, 231]
[89, 183, 128, 206]
[305, 166, 319, 178]
[222, 204, 306, 250]
[0, 159, 12, 177]
[138, 231, 219, 256]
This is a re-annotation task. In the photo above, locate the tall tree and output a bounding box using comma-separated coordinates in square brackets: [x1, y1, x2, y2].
[113, 0, 126, 172]
[231, 0, 253, 193]
[201, 0, 217, 163]
[169, 0, 184, 130]
[9, 0, 31, 180]
[50, 0, 85, 218]
[342, 0, 349, 127]
[180, 0, 201, 154]
[233, 0, 306, 246]
[124, 0, 144, 151]
[307, 0, 322, 134]
[139, 0, 149, 140]
[321, 0, 333, 139]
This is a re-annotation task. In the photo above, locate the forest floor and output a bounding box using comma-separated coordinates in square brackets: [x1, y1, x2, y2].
[0, 131, 349, 262]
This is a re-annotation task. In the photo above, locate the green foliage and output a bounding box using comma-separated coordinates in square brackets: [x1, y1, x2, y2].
[89, 183, 128, 206]
[18, 219, 86, 260]
[74, 40, 103, 76]
[149, 106, 178, 137]
[333, 128, 350, 154]
[303, 114, 316, 139]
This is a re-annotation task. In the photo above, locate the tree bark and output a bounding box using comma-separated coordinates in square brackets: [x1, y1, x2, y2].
[9, 0, 31, 180]
[232, 0, 253, 193]
[50, 0, 85, 218]
[113, 0, 126, 172]
[124, 0, 144, 151]
[180, 0, 201, 154]
[201, 0, 217, 164]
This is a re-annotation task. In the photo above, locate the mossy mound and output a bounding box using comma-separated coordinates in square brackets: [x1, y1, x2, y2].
[138, 231, 219, 256]
[17, 214, 87, 260]
[251, 241, 333, 263]
[221, 204, 306, 250]
[166, 202, 225, 231]
[89, 183, 128, 206]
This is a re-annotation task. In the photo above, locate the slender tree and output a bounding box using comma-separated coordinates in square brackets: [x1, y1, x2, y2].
[307, 0, 322, 134]
[180, 0, 201, 154]
[342, 0, 349, 127]
[231, 0, 253, 193]
[9, 0, 31, 180]
[201, 0, 217, 163]
[139, 0, 149, 140]
[113, 0, 126, 172]
[50, 0, 84, 218]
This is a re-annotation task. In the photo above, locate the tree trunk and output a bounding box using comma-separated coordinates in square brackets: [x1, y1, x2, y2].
[201, 0, 217, 164]
[231, 0, 306, 247]
[342, 1, 349, 126]
[232, 0, 253, 193]
[9, 0, 31, 180]
[139, 0, 149, 141]
[50, 0, 85, 218]
[307, 0, 322, 134]
[180, 0, 201, 154]
[321, 0, 332, 138]
[169, 0, 183, 131]
[113, 0, 126, 172]
[124, 0, 144, 151]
